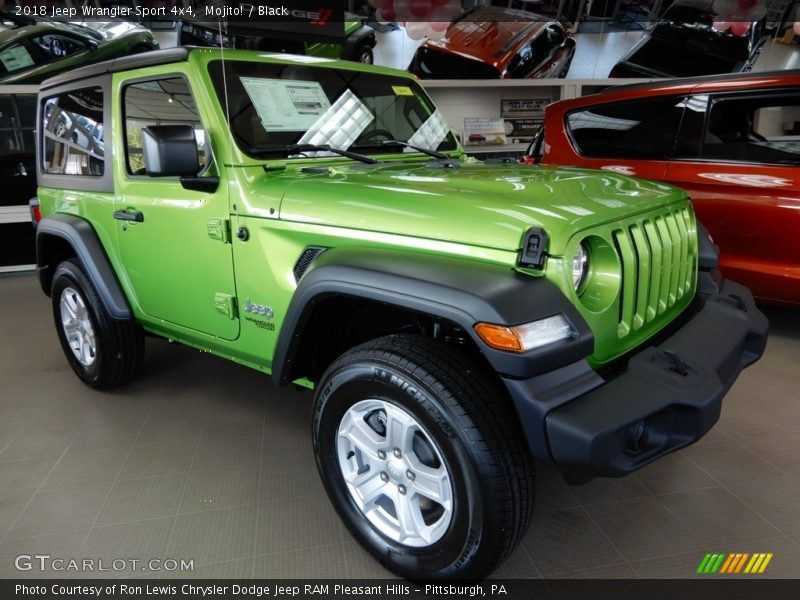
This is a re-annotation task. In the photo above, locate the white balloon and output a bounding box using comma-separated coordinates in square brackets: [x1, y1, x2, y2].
[405, 20, 430, 40]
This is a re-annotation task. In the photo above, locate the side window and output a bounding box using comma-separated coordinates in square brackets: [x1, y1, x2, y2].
[546, 25, 565, 52]
[124, 77, 206, 175]
[566, 97, 686, 159]
[673, 95, 709, 159]
[42, 86, 104, 176]
[702, 93, 800, 165]
[507, 43, 535, 78]
[30, 34, 87, 61]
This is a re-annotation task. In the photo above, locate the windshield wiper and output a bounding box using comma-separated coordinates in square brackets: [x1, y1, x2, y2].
[250, 143, 377, 164]
[288, 143, 378, 164]
[374, 139, 450, 160]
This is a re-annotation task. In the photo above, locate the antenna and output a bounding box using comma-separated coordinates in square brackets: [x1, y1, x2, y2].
[217, 17, 243, 231]
[218, 18, 235, 152]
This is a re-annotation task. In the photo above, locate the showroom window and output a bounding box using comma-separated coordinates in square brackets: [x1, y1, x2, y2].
[566, 96, 686, 159]
[42, 86, 104, 176]
[701, 93, 800, 165]
[123, 77, 206, 175]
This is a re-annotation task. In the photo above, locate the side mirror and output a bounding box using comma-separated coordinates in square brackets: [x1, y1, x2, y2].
[141, 125, 199, 177]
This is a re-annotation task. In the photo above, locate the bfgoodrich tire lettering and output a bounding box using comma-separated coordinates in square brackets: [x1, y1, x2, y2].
[312, 335, 534, 580]
[51, 259, 144, 389]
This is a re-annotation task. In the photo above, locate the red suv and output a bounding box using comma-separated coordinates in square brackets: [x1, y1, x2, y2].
[524, 71, 800, 306]
[408, 7, 575, 79]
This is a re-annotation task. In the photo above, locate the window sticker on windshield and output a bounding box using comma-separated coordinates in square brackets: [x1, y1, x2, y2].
[0, 45, 35, 73]
[297, 89, 373, 152]
[392, 86, 414, 97]
[240, 77, 332, 132]
[407, 109, 449, 151]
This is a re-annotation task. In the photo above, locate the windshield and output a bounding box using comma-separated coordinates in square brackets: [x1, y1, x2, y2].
[208, 59, 458, 159]
[411, 48, 501, 79]
[628, 37, 739, 76]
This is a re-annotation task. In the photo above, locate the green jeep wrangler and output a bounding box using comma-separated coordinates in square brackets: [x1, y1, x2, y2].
[31, 48, 768, 580]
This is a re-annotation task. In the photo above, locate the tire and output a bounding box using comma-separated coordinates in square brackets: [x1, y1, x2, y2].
[51, 259, 144, 389]
[313, 334, 534, 580]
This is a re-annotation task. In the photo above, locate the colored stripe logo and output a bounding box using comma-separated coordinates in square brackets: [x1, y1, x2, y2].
[697, 552, 773, 574]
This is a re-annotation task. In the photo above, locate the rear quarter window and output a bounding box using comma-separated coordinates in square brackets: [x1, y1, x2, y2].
[566, 96, 686, 159]
[41, 86, 104, 176]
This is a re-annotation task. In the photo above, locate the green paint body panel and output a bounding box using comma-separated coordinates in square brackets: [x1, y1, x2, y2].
[36, 48, 698, 380]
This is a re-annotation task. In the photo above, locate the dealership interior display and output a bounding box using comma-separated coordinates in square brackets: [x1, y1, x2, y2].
[0, 0, 799, 589]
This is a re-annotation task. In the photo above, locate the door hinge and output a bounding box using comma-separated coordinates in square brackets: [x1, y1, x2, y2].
[207, 218, 231, 243]
[214, 293, 238, 320]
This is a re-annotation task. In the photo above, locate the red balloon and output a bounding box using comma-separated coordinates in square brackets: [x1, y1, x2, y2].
[432, 0, 450, 5]
[377, 7, 397, 22]
[729, 21, 751, 36]
[410, 0, 433, 17]
[738, 0, 757, 10]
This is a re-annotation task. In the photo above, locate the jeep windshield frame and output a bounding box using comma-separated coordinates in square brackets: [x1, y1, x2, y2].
[207, 59, 459, 160]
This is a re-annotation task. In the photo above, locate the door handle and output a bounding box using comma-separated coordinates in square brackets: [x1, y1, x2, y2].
[113, 209, 144, 222]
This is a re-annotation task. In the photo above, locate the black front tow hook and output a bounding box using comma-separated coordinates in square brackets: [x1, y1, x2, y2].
[661, 350, 689, 377]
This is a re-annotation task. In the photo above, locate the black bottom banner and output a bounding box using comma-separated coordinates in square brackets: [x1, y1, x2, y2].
[3, 580, 800, 600]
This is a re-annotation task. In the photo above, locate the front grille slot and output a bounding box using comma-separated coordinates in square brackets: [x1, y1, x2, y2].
[613, 207, 695, 339]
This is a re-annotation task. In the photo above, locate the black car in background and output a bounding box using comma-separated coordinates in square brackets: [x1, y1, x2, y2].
[610, 1, 766, 77]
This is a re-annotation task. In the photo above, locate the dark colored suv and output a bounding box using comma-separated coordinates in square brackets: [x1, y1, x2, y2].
[610, 1, 766, 77]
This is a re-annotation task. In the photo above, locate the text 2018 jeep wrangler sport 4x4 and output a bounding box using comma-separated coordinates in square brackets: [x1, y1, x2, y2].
[31, 48, 767, 580]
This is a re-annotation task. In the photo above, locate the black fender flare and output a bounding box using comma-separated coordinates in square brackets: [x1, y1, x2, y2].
[342, 25, 376, 60]
[272, 247, 593, 385]
[36, 214, 132, 321]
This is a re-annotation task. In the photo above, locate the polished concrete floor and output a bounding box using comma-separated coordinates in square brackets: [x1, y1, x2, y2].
[0, 273, 799, 579]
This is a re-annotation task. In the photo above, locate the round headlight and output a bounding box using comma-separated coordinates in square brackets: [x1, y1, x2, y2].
[572, 242, 589, 292]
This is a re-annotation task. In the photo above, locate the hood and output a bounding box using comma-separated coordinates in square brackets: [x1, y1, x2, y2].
[249, 161, 686, 257]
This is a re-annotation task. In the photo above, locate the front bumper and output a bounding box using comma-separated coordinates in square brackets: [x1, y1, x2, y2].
[504, 276, 768, 481]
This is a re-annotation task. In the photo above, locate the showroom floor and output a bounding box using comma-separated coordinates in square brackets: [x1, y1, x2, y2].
[0, 273, 799, 579]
